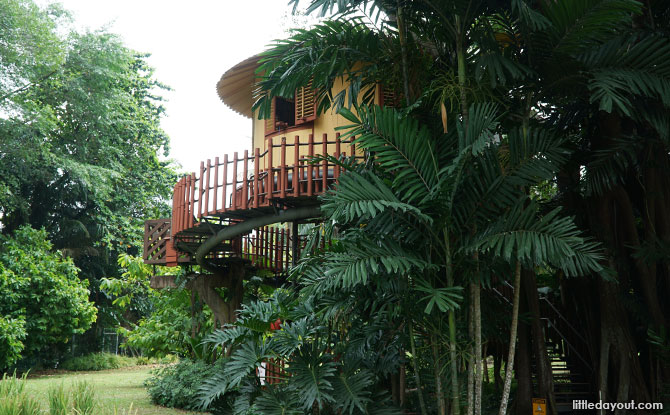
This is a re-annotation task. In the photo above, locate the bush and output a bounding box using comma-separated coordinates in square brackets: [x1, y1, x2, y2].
[0, 372, 41, 415]
[145, 359, 224, 411]
[60, 353, 136, 371]
[48, 383, 70, 415]
[0, 227, 97, 367]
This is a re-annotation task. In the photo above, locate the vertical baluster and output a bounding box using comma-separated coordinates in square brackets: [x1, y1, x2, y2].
[204, 159, 211, 216]
[232, 152, 238, 210]
[258, 227, 264, 268]
[335, 133, 341, 180]
[222, 154, 228, 212]
[189, 173, 196, 228]
[277, 229, 283, 271]
[307, 134, 314, 196]
[254, 149, 260, 208]
[174, 179, 181, 234]
[280, 137, 286, 199]
[285, 226, 291, 269]
[213, 157, 219, 212]
[322, 133, 328, 192]
[271, 227, 277, 271]
[267, 137, 273, 201]
[198, 162, 205, 219]
[350, 135, 356, 161]
[293, 136, 300, 197]
[242, 150, 249, 210]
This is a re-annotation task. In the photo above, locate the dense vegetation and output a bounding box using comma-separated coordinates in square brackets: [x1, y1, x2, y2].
[0, 0, 176, 368]
[2, 0, 670, 415]
[192, 0, 670, 414]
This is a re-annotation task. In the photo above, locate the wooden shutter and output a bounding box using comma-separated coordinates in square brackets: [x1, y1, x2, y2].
[295, 79, 316, 124]
[380, 84, 398, 108]
[264, 97, 276, 135]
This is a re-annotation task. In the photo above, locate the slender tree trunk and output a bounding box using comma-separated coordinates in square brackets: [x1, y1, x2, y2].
[498, 261, 522, 415]
[396, 0, 411, 106]
[467, 293, 475, 415]
[444, 230, 461, 415]
[410, 323, 429, 415]
[473, 281, 482, 415]
[514, 316, 532, 415]
[433, 334, 447, 415]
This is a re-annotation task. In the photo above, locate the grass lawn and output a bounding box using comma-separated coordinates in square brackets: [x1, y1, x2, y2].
[24, 366, 206, 415]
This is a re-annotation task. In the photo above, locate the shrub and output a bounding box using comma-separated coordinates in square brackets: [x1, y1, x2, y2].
[60, 353, 136, 371]
[0, 372, 40, 415]
[145, 359, 224, 411]
[48, 383, 70, 415]
[72, 381, 97, 415]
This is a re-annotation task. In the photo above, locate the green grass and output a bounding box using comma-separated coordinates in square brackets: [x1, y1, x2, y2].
[22, 366, 206, 415]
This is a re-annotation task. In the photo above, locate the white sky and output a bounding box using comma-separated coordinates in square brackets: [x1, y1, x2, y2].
[53, 0, 307, 173]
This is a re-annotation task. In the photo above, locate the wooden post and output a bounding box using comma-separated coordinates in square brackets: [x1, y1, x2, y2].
[277, 228, 283, 271]
[198, 161, 205, 219]
[291, 221, 299, 267]
[293, 136, 300, 197]
[222, 154, 228, 212]
[242, 150, 249, 210]
[189, 173, 196, 228]
[213, 157, 219, 212]
[335, 133, 341, 180]
[232, 152, 238, 210]
[258, 227, 265, 268]
[254, 149, 260, 208]
[280, 137, 286, 199]
[350, 136, 356, 160]
[322, 133, 328, 192]
[307, 134, 314, 196]
[204, 159, 211, 216]
[267, 137, 274, 200]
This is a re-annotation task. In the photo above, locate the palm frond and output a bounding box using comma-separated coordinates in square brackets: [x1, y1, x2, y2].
[321, 169, 432, 224]
[288, 346, 337, 410]
[332, 369, 374, 414]
[339, 105, 439, 205]
[465, 200, 603, 276]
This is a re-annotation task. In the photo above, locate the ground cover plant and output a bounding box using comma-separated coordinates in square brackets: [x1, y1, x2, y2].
[59, 353, 139, 372]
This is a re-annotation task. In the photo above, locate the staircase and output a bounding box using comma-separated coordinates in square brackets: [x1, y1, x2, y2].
[493, 281, 597, 414]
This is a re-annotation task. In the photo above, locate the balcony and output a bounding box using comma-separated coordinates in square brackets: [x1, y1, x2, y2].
[144, 132, 356, 270]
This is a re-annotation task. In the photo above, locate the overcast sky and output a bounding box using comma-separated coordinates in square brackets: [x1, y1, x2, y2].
[53, 1, 307, 173]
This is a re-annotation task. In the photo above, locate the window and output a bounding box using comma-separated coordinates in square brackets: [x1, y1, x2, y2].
[265, 81, 316, 135]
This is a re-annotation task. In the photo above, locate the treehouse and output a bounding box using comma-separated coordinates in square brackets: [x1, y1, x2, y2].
[142, 55, 388, 327]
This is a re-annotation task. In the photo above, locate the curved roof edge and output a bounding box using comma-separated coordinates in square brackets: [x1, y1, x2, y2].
[216, 55, 261, 119]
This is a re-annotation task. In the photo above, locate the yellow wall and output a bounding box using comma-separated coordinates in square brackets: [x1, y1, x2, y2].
[250, 75, 372, 171]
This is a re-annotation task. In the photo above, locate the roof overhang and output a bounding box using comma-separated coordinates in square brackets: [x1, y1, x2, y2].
[216, 55, 261, 119]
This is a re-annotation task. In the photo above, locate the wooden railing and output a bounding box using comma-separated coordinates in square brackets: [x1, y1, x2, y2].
[239, 225, 306, 273]
[144, 217, 306, 273]
[144, 219, 188, 265]
[172, 133, 358, 236]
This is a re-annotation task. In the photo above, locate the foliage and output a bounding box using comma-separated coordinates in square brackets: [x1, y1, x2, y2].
[0, 227, 97, 367]
[0, 0, 177, 365]
[121, 289, 212, 358]
[71, 381, 97, 415]
[145, 359, 224, 411]
[0, 372, 41, 415]
[59, 353, 137, 372]
[0, 316, 26, 370]
[48, 383, 70, 415]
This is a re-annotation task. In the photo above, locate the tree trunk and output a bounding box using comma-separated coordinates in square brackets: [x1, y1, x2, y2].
[498, 261, 522, 415]
[433, 334, 447, 415]
[514, 315, 532, 415]
[410, 323, 428, 415]
[473, 281, 483, 415]
[467, 290, 475, 415]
